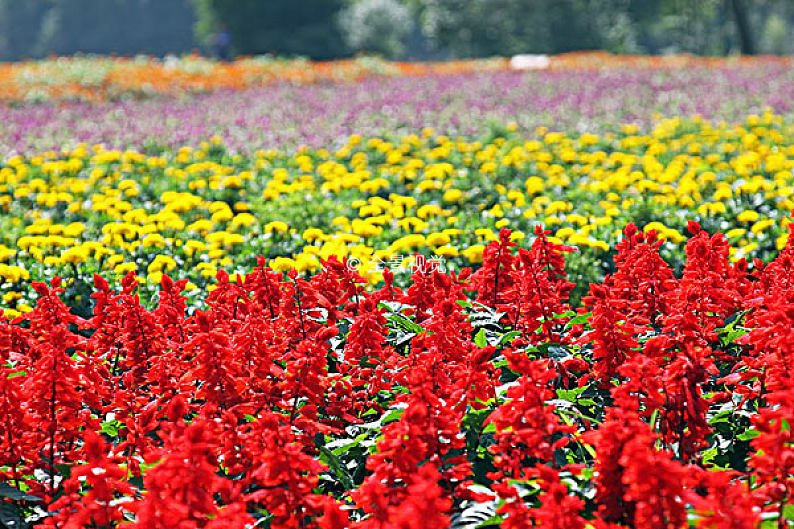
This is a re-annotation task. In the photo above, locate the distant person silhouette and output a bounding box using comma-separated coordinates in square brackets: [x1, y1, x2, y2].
[212, 24, 233, 61]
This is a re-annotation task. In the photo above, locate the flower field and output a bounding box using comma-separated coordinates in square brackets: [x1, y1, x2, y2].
[1, 56, 794, 528]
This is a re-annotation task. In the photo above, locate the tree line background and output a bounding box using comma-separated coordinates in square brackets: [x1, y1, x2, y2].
[0, 0, 790, 62]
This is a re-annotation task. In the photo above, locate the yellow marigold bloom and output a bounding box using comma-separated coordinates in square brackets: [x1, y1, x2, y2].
[0, 265, 29, 282]
[184, 240, 206, 256]
[462, 245, 485, 264]
[231, 213, 257, 228]
[352, 219, 382, 238]
[295, 254, 320, 273]
[197, 262, 218, 278]
[489, 205, 505, 218]
[187, 219, 214, 233]
[525, 176, 544, 194]
[475, 228, 499, 242]
[737, 210, 759, 223]
[713, 185, 732, 201]
[495, 219, 509, 229]
[265, 221, 289, 234]
[643, 221, 667, 234]
[0, 245, 16, 263]
[142, 234, 167, 248]
[443, 189, 463, 202]
[211, 208, 234, 223]
[751, 219, 775, 234]
[221, 174, 242, 188]
[664, 228, 686, 244]
[434, 245, 458, 257]
[426, 232, 451, 247]
[62, 246, 89, 265]
[391, 234, 425, 251]
[148, 255, 177, 273]
[62, 222, 85, 237]
[224, 233, 244, 246]
[555, 227, 575, 239]
[417, 204, 443, 219]
[114, 262, 138, 275]
[271, 257, 296, 272]
[303, 228, 324, 242]
[2, 291, 22, 303]
[356, 205, 379, 218]
[590, 240, 610, 251]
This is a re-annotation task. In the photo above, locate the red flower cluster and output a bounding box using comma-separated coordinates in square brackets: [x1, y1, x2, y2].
[1, 222, 792, 528]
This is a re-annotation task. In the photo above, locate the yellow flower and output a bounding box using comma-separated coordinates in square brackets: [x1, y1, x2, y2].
[295, 253, 320, 273]
[434, 245, 459, 257]
[185, 240, 207, 256]
[352, 219, 382, 238]
[114, 262, 138, 275]
[231, 213, 257, 228]
[737, 210, 759, 223]
[187, 219, 214, 233]
[751, 219, 775, 234]
[443, 189, 463, 202]
[271, 257, 296, 272]
[62, 222, 85, 237]
[62, 246, 90, 265]
[142, 234, 167, 248]
[426, 232, 451, 247]
[265, 221, 289, 234]
[0, 265, 29, 282]
[475, 228, 499, 242]
[302, 228, 324, 242]
[461, 245, 485, 264]
[2, 291, 22, 303]
[211, 208, 234, 223]
[148, 255, 177, 273]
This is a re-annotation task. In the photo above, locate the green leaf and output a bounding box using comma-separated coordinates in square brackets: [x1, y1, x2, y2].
[474, 329, 487, 348]
[100, 420, 121, 437]
[0, 482, 41, 502]
[566, 312, 590, 326]
[318, 446, 355, 490]
[387, 312, 423, 334]
[737, 429, 760, 441]
[701, 445, 719, 465]
[497, 330, 521, 347]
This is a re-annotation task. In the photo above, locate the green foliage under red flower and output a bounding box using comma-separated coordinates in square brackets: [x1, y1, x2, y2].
[1, 221, 793, 528]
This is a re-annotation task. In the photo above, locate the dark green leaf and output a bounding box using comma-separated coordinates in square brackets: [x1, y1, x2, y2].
[0, 482, 41, 502]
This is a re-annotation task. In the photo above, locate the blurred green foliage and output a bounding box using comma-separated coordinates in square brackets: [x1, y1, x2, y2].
[191, 0, 348, 59]
[0, 0, 791, 61]
[0, 0, 196, 60]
